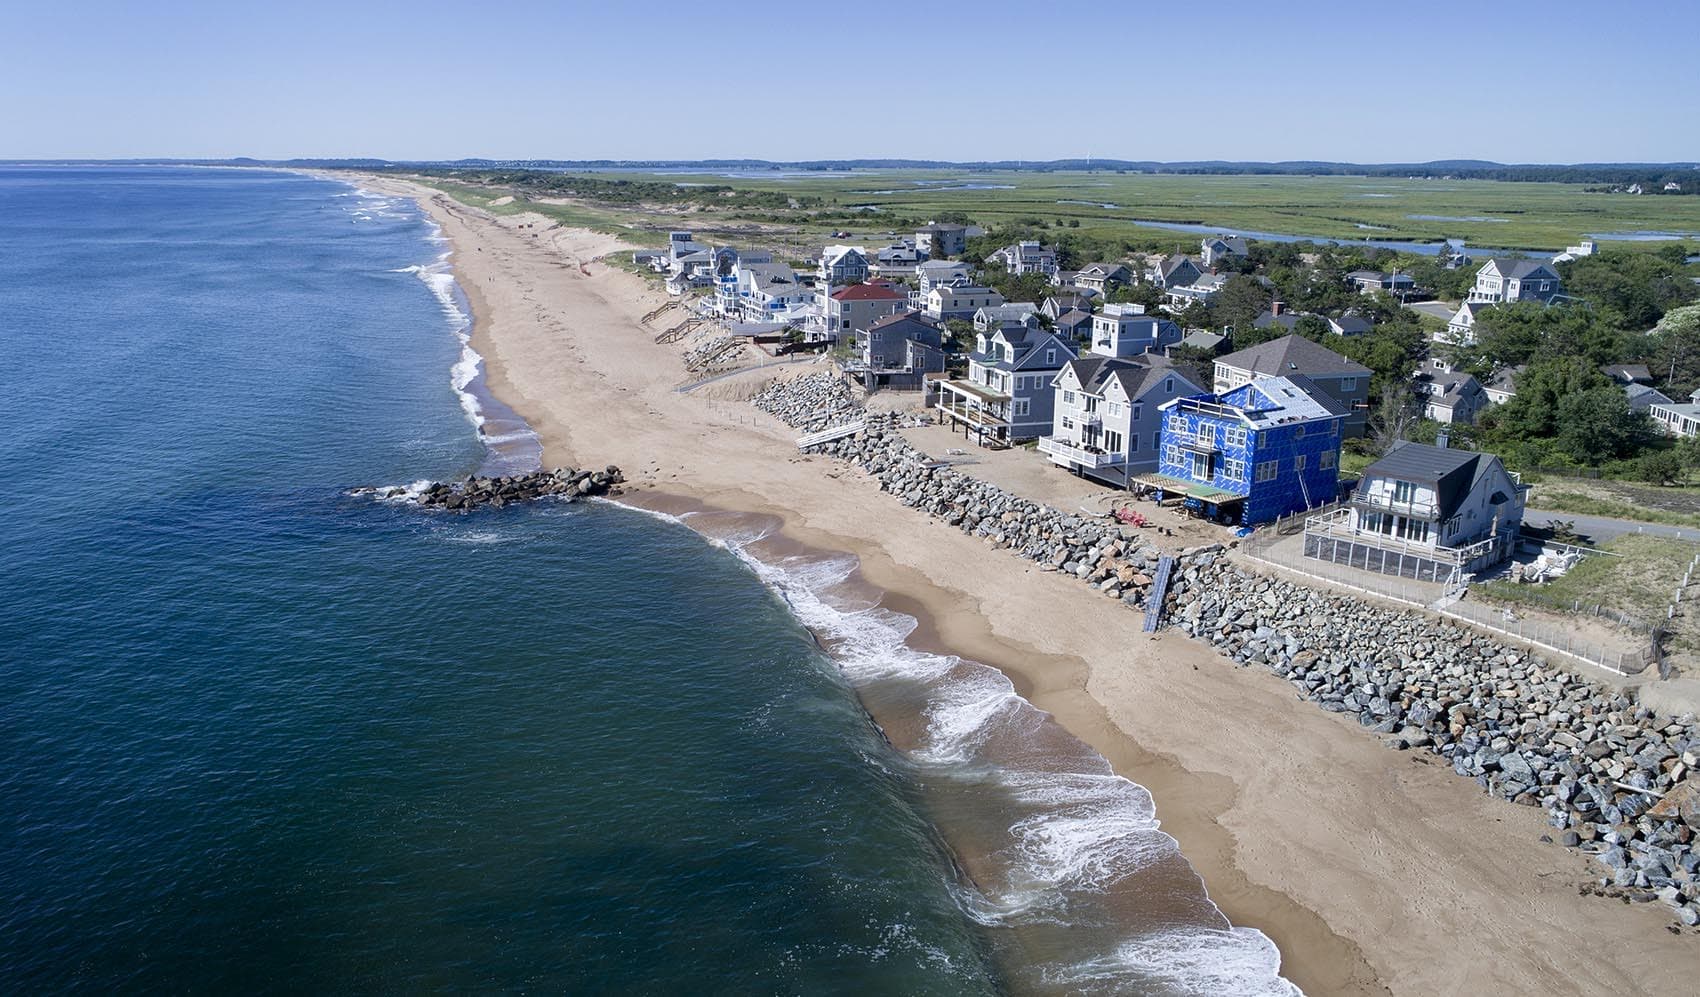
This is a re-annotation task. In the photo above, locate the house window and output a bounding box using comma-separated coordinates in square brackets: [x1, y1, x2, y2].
[1393, 480, 1416, 503]
[1341, 378, 1357, 391]
[1224, 426, 1247, 448]
[1224, 458, 1245, 479]
[1255, 460, 1278, 482]
[1152, 431, 1160, 450]
[1295, 424, 1306, 440]
[1104, 430, 1123, 452]
[1321, 450, 1336, 470]
[1167, 414, 1187, 433]
[1129, 433, 1139, 452]
[1257, 431, 1268, 446]
[1062, 416, 1075, 430]
[1132, 405, 1141, 421]
[1295, 454, 1307, 471]
[1164, 377, 1174, 393]
[1063, 390, 1076, 405]
[1013, 399, 1030, 418]
[1045, 349, 1056, 365]
[1084, 397, 1099, 413]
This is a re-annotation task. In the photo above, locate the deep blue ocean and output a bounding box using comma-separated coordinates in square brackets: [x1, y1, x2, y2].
[0, 167, 1297, 994]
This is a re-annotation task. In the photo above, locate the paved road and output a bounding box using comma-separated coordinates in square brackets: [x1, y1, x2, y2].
[1524, 507, 1700, 544]
[1408, 300, 1458, 322]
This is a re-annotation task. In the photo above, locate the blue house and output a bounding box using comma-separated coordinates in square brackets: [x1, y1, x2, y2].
[1142, 375, 1345, 525]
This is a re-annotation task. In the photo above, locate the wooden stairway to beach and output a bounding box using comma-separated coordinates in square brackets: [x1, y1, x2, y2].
[1143, 555, 1175, 633]
[796, 421, 865, 450]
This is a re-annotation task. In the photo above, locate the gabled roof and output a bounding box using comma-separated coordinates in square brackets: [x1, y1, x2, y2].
[1177, 330, 1227, 351]
[1482, 258, 1559, 281]
[1056, 308, 1094, 326]
[1626, 382, 1673, 405]
[1452, 300, 1491, 322]
[1364, 440, 1511, 520]
[1252, 309, 1302, 331]
[1204, 236, 1248, 254]
[1217, 333, 1371, 378]
[1108, 357, 1197, 401]
[1330, 314, 1375, 336]
[1601, 363, 1653, 383]
[1159, 255, 1200, 279]
[1227, 374, 1349, 421]
[1077, 261, 1132, 279]
[831, 282, 906, 302]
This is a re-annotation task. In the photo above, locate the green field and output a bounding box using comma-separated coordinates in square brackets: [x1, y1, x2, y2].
[549, 169, 1700, 253]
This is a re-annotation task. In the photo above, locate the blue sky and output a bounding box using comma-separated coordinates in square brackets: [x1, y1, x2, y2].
[2, 0, 1694, 163]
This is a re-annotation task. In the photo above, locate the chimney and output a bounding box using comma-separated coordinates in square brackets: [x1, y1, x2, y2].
[1271, 300, 1285, 316]
[1436, 430, 1450, 449]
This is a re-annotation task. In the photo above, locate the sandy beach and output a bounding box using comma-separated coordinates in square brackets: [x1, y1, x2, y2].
[351, 173, 1700, 995]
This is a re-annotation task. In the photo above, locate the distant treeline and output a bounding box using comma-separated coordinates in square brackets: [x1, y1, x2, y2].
[13, 157, 1696, 188]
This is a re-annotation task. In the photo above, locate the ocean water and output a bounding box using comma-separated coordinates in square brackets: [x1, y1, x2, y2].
[0, 166, 1297, 994]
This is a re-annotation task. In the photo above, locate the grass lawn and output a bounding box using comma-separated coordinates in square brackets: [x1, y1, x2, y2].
[1475, 534, 1691, 628]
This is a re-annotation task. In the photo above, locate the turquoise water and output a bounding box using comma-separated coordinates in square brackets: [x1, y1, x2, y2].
[0, 166, 1299, 995]
[0, 167, 992, 992]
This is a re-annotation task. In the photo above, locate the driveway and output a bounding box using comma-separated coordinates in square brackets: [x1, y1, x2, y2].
[1408, 300, 1458, 322]
[1524, 508, 1700, 544]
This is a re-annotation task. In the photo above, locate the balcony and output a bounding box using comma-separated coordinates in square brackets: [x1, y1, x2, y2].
[1353, 488, 1439, 521]
[1178, 431, 1220, 453]
[1038, 436, 1126, 469]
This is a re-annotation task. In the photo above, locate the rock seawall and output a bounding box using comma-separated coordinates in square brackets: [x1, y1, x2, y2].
[758, 375, 1700, 926]
[351, 466, 625, 511]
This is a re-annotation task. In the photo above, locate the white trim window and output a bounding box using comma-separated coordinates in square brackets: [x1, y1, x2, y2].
[1013, 399, 1030, 418]
[1321, 450, 1336, 470]
[1255, 460, 1279, 482]
[1295, 453, 1307, 471]
[1224, 425, 1247, 448]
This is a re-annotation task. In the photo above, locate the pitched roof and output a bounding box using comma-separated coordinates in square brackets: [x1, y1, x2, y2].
[1226, 374, 1349, 421]
[831, 282, 906, 301]
[1483, 258, 1558, 280]
[1056, 308, 1094, 325]
[1365, 440, 1510, 520]
[1218, 333, 1371, 378]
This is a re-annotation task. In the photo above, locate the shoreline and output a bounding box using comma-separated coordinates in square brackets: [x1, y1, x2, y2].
[350, 170, 1700, 996]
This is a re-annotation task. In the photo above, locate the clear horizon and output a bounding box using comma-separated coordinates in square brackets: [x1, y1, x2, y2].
[3, 0, 1695, 163]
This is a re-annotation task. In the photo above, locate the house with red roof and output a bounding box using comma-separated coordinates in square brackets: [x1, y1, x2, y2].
[824, 281, 910, 340]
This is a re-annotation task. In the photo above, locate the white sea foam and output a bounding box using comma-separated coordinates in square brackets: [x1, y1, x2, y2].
[1042, 926, 1301, 996]
[671, 522, 1302, 995]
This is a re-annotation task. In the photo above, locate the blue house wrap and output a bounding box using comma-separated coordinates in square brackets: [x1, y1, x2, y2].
[1152, 375, 1345, 525]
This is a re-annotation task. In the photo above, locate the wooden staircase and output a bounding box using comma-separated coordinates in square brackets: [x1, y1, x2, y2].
[1143, 555, 1175, 633]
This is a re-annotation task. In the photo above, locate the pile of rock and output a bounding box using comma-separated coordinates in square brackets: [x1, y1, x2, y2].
[1164, 558, 1700, 924]
[792, 409, 1700, 926]
[752, 373, 861, 432]
[350, 466, 624, 511]
[807, 414, 1171, 605]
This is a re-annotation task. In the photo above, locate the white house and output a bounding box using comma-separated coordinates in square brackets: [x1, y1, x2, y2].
[1304, 440, 1526, 581]
[1482, 365, 1522, 406]
[1467, 259, 1563, 304]
[1200, 236, 1248, 267]
[1443, 300, 1493, 346]
[1552, 238, 1597, 264]
[987, 241, 1059, 277]
[925, 284, 1005, 322]
[1040, 355, 1205, 486]
[1649, 401, 1700, 438]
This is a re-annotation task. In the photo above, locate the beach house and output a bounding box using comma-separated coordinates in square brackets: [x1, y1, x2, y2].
[915, 223, 970, 258]
[1136, 375, 1345, 525]
[845, 312, 946, 391]
[1649, 398, 1700, 438]
[820, 245, 870, 286]
[1468, 259, 1563, 304]
[1090, 305, 1183, 357]
[934, 328, 1077, 445]
[1200, 236, 1249, 267]
[916, 259, 974, 296]
[1040, 354, 1205, 486]
[1212, 334, 1372, 436]
[1072, 262, 1134, 298]
[925, 284, 1004, 322]
[987, 241, 1059, 277]
[1412, 369, 1488, 425]
[973, 302, 1041, 334]
[1304, 440, 1526, 582]
[825, 282, 909, 338]
[1443, 300, 1492, 346]
[1147, 255, 1204, 289]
